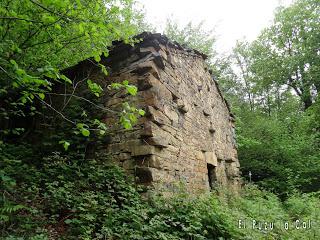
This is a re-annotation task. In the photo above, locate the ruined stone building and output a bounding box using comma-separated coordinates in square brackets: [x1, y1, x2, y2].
[67, 32, 241, 193]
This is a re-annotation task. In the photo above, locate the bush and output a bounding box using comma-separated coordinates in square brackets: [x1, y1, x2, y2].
[237, 109, 320, 197]
[1, 143, 320, 239]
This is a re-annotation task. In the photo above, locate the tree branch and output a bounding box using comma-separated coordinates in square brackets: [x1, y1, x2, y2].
[36, 96, 76, 125]
[0, 16, 42, 23]
[29, 0, 69, 20]
[46, 93, 119, 114]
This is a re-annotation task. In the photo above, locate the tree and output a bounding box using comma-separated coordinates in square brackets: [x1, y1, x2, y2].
[231, 40, 257, 111]
[0, 0, 141, 96]
[164, 18, 216, 60]
[0, 0, 145, 142]
[224, 0, 320, 195]
[249, 0, 320, 110]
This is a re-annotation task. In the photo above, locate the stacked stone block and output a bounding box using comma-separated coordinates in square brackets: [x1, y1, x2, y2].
[72, 32, 241, 192]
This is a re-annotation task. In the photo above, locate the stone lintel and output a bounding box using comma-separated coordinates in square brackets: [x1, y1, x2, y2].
[204, 151, 218, 166]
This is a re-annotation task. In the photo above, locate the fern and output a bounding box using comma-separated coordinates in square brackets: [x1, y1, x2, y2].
[1, 204, 25, 214]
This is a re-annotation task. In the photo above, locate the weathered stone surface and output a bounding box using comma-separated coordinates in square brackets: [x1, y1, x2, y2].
[141, 121, 163, 137]
[118, 153, 131, 161]
[68, 32, 241, 193]
[123, 159, 134, 169]
[137, 74, 158, 90]
[131, 145, 156, 156]
[133, 61, 160, 79]
[194, 151, 205, 161]
[147, 106, 171, 126]
[204, 151, 218, 166]
[134, 155, 163, 169]
[140, 90, 162, 109]
[203, 108, 211, 116]
[163, 105, 179, 123]
[145, 136, 169, 148]
[177, 99, 190, 113]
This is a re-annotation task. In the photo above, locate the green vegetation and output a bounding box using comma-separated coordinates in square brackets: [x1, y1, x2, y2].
[1, 0, 319, 239]
[1, 143, 320, 239]
[0, 0, 137, 99]
[164, 18, 216, 59]
[227, 0, 320, 197]
[0, 0, 145, 141]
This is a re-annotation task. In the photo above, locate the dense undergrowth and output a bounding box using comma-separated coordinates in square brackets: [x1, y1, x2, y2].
[236, 101, 320, 198]
[1, 143, 319, 239]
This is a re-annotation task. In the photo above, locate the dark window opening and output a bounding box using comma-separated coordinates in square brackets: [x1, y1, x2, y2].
[207, 163, 217, 190]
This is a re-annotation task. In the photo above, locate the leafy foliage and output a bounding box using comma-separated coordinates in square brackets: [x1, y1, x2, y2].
[1, 143, 319, 239]
[0, 0, 145, 143]
[0, 0, 141, 102]
[247, 0, 320, 109]
[219, 0, 320, 197]
[236, 107, 320, 196]
[164, 18, 216, 59]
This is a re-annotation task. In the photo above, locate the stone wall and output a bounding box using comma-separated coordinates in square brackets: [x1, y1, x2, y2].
[69, 32, 241, 193]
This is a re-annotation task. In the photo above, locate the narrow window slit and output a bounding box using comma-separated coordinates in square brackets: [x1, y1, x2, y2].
[207, 163, 217, 190]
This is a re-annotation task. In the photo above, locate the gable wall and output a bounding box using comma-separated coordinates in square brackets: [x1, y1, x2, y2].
[95, 34, 241, 192]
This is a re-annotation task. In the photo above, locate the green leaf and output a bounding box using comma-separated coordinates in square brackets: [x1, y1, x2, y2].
[65, 219, 73, 224]
[87, 79, 103, 97]
[16, 68, 25, 76]
[41, 14, 55, 24]
[128, 113, 137, 123]
[54, 24, 61, 30]
[94, 54, 101, 62]
[9, 59, 17, 66]
[138, 109, 145, 116]
[93, 119, 101, 125]
[81, 128, 90, 137]
[59, 140, 70, 151]
[81, 111, 87, 117]
[60, 75, 72, 84]
[110, 83, 122, 90]
[122, 80, 129, 85]
[38, 93, 45, 100]
[12, 82, 19, 88]
[126, 85, 137, 96]
[123, 120, 132, 129]
[99, 64, 108, 76]
[76, 123, 84, 129]
[120, 115, 132, 130]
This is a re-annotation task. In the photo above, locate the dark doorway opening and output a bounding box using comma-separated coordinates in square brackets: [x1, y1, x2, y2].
[207, 163, 217, 190]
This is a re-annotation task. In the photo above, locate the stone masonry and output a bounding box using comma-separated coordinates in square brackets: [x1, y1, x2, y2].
[68, 32, 241, 193]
